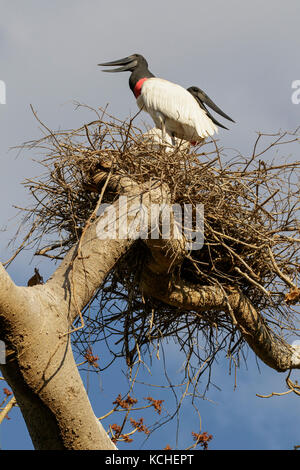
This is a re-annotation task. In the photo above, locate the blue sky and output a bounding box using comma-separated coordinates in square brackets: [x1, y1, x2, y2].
[0, 0, 299, 450]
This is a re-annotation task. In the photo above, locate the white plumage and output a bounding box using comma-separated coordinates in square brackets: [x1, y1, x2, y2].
[138, 127, 191, 152]
[136, 78, 218, 143]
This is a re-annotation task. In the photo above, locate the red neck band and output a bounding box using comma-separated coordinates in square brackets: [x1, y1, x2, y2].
[133, 78, 149, 98]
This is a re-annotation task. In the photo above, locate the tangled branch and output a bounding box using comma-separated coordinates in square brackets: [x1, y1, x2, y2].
[7, 107, 300, 388]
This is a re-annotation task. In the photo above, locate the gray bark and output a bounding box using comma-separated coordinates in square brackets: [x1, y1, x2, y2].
[0, 179, 168, 449]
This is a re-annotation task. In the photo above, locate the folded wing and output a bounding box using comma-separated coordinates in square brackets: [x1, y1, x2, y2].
[139, 78, 218, 141]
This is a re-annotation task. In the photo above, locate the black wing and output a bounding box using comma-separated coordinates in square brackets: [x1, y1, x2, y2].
[187, 86, 235, 130]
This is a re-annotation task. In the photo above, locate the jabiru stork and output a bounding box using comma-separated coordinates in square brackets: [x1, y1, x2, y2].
[99, 53, 234, 145]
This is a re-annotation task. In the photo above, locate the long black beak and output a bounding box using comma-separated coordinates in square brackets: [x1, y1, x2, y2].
[98, 55, 138, 73]
[187, 86, 235, 124]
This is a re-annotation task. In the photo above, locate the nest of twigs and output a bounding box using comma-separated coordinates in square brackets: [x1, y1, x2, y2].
[9, 107, 300, 373]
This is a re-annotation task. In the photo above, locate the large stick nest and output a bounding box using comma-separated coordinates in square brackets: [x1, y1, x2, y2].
[10, 107, 300, 371]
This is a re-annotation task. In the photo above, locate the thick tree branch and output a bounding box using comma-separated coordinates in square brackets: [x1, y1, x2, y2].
[45, 177, 170, 325]
[0, 178, 170, 449]
[139, 231, 300, 372]
[141, 271, 300, 372]
[0, 264, 24, 318]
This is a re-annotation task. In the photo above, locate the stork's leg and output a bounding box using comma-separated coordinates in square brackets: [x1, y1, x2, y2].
[159, 119, 175, 147]
[156, 112, 167, 143]
[161, 121, 166, 143]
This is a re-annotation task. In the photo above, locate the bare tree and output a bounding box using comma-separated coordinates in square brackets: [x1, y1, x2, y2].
[0, 109, 299, 449]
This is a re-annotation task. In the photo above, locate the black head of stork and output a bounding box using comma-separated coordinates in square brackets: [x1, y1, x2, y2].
[98, 53, 155, 97]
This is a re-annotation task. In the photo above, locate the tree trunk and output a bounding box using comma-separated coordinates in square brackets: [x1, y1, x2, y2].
[0, 177, 299, 449]
[0, 179, 168, 449]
